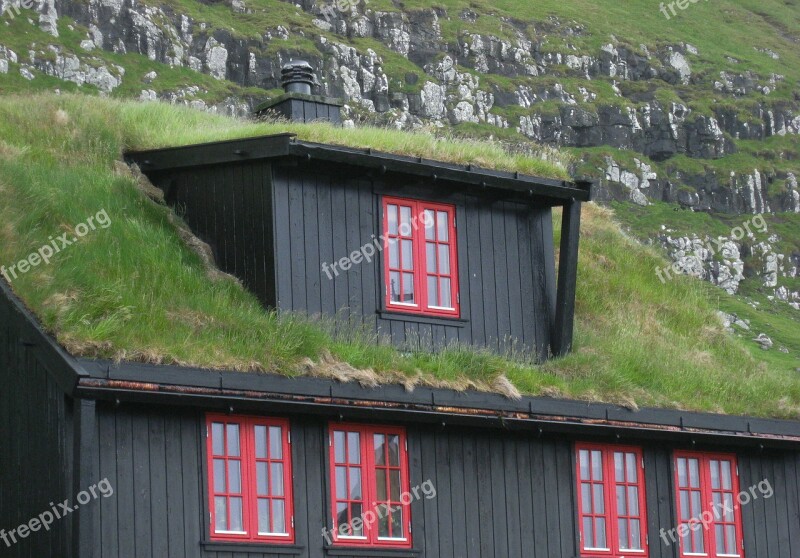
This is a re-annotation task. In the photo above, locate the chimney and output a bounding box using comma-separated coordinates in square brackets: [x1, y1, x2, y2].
[254, 60, 343, 125]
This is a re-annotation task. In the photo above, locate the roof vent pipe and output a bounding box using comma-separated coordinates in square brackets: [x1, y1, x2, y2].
[281, 60, 315, 95]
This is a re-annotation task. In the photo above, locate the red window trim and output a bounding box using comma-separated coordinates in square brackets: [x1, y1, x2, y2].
[673, 451, 745, 558]
[206, 414, 295, 544]
[575, 443, 649, 558]
[328, 423, 413, 548]
[382, 196, 460, 318]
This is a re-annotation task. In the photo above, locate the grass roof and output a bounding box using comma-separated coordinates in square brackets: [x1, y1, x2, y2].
[0, 94, 799, 419]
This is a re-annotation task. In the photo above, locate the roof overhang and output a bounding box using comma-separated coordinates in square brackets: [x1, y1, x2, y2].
[124, 133, 594, 205]
[3, 250, 798, 450]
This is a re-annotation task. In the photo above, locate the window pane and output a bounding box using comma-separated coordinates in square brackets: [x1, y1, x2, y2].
[579, 450, 590, 480]
[618, 519, 628, 550]
[230, 497, 243, 531]
[212, 423, 225, 456]
[711, 460, 720, 489]
[374, 434, 386, 465]
[591, 451, 603, 480]
[226, 424, 240, 457]
[678, 458, 687, 487]
[581, 483, 592, 513]
[628, 486, 639, 515]
[694, 524, 705, 553]
[377, 470, 388, 501]
[269, 426, 283, 460]
[680, 491, 690, 520]
[272, 500, 286, 534]
[391, 507, 405, 538]
[437, 211, 448, 241]
[257, 462, 268, 496]
[426, 242, 436, 272]
[401, 240, 413, 270]
[229, 461, 241, 493]
[349, 468, 362, 500]
[351, 503, 364, 536]
[214, 459, 226, 493]
[334, 431, 346, 463]
[614, 452, 624, 483]
[723, 493, 734, 521]
[336, 502, 348, 534]
[427, 276, 438, 307]
[255, 425, 267, 459]
[691, 491, 702, 517]
[258, 498, 270, 534]
[390, 470, 402, 501]
[335, 466, 347, 500]
[424, 210, 435, 240]
[721, 460, 732, 490]
[725, 525, 736, 553]
[689, 459, 700, 488]
[389, 271, 401, 302]
[616, 486, 626, 515]
[347, 432, 360, 464]
[626, 453, 637, 483]
[630, 519, 642, 550]
[214, 497, 228, 531]
[388, 239, 399, 268]
[388, 435, 400, 466]
[271, 463, 284, 496]
[716, 525, 725, 550]
[583, 517, 593, 548]
[593, 484, 604, 514]
[388, 205, 398, 235]
[440, 278, 452, 308]
[379, 512, 390, 538]
[402, 272, 415, 302]
[436, 246, 449, 276]
[595, 518, 606, 548]
[399, 206, 411, 234]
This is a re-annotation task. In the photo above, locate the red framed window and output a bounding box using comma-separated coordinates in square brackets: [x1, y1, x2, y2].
[206, 414, 295, 544]
[673, 452, 744, 558]
[382, 197, 460, 318]
[328, 423, 412, 548]
[575, 443, 648, 557]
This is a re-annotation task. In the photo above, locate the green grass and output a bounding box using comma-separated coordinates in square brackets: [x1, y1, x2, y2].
[0, 93, 798, 418]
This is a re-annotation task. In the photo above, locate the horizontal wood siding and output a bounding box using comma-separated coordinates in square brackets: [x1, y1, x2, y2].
[0, 296, 73, 558]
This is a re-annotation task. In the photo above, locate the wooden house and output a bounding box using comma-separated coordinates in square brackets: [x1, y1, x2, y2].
[1, 63, 799, 558]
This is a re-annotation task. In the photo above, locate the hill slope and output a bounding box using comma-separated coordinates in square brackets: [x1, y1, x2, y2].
[0, 93, 798, 418]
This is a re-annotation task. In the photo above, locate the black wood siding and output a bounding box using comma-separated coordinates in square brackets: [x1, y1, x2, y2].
[156, 160, 556, 357]
[270, 163, 555, 358]
[0, 297, 73, 558]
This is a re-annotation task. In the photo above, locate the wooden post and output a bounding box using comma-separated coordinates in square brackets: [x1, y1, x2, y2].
[552, 199, 582, 356]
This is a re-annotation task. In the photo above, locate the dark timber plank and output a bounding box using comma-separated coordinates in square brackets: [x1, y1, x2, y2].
[553, 200, 582, 356]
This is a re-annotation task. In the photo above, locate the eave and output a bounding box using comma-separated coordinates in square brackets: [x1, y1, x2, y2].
[124, 133, 594, 205]
[3, 253, 798, 450]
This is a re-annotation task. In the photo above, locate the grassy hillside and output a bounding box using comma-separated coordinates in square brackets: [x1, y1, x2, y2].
[0, 94, 798, 418]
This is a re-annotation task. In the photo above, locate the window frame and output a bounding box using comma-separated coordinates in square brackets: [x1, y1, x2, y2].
[575, 442, 649, 558]
[672, 451, 745, 558]
[206, 414, 295, 545]
[381, 196, 460, 319]
[327, 422, 413, 548]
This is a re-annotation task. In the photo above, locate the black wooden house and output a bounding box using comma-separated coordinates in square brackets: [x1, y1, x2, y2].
[1, 63, 799, 558]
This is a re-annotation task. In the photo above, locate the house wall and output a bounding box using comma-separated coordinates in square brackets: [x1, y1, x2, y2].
[0, 293, 74, 558]
[159, 159, 557, 358]
[88, 403, 800, 558]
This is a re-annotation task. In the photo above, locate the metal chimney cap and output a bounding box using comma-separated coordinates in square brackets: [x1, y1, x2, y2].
[281, 60, 315, 95]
